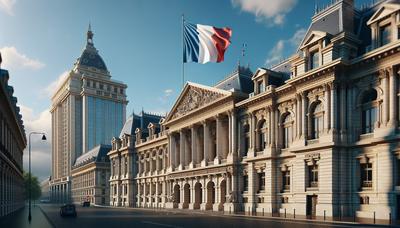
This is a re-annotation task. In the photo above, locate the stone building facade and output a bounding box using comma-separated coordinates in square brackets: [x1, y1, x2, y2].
[49, 25, 127, 203]
[71, 144, 111, 205]
[111, 0, 400, 223]
[108, 111, 163, 207]
[0, 61, 27, 217]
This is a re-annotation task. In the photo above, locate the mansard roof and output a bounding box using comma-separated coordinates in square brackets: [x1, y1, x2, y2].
[214, 65, 254, 94]
[73, 144, 111, 168]
[119, 110, 163, 138]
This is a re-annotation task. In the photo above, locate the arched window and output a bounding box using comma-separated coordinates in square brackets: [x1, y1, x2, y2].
[361, 89, 378, 134]
[282, 114, 293, 149]
[310, 101, 324, 139]
[243, 124, 250, 155]
[257, 119, 267, 151]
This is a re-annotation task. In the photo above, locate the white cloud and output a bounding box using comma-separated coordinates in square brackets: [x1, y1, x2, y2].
[19, 105, 52, 181]
[231, 0, 297, 25]
[164, 89, 173, 97]
[0, 0, 16, 16]
[265, 28, 306, 66]
[44, 71, 69, 97]
[0, 46, 45, 70]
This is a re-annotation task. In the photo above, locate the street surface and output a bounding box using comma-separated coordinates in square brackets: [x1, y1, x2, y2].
[36, 204, 392, 228]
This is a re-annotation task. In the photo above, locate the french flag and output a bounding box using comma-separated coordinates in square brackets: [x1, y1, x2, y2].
[183, 22, 232, 64]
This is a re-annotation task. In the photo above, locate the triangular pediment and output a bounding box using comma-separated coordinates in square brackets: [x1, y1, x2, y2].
[367, 3, 400, 26]
[300, 31, 327, 49]
[252, 68, 267, 80]
[166, 82, 232, 122]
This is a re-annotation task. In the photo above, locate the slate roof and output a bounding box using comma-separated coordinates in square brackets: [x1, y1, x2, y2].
[215, 66, 254, 94]
[76, 44, 108, 71]
[119, 111, 163, 138]
[0, 69, 25, 142]
[73, 144, 111, 168]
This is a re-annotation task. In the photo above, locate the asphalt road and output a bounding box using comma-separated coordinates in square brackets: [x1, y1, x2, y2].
[39, 204, 391, 228]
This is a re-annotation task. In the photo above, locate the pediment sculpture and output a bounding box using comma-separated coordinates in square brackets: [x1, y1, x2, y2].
[171, 86, 224, 119]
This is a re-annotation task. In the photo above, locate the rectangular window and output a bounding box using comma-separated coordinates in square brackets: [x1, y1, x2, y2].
[258, 172, 265, 192]
[362, 107, 376, 134]
[308, 164, 319, 188]
[283, 170, 290, 191]
[244, 136, 249, 154]
[380, 24, 392, 46]
[310, 51, 319, 70]
[361, 162, 373, 188]
[257, 81, 264, 94]
[243, 175, 248, 192]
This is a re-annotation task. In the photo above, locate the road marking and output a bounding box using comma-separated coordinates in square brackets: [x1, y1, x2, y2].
[141, 221, 183, 228]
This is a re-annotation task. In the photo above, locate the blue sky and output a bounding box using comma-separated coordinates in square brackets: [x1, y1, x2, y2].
[0, 0, 372, 180]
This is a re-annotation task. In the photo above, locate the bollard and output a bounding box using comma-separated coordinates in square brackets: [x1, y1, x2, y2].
[389, 212, 391, 225]
[248, 207, 250, 215]
[353, 212, 356, 222]
[229, 206, 231, 214]
[373, 211, 376, 224]
[262, 208, 264, 216]
[324, 210, 326, 221]
[284, 208, 286, 218]
[294, 209, 296, 219]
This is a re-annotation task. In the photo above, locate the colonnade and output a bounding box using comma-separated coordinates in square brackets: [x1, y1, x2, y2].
[168, 112, 237, 170]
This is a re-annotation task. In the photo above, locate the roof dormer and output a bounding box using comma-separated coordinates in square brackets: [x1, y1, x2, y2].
[367, 3, 400, 50]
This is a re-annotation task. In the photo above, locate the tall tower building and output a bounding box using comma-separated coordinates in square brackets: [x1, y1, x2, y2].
[49, 25, 127, 203]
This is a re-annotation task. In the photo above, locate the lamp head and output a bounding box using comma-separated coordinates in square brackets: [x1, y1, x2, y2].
[41, 134, 47, 140]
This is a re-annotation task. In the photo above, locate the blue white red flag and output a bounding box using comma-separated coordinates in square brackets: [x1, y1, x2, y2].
[183, 22, 232, 64]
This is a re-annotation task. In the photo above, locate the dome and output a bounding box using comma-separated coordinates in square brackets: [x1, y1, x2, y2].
[77, 45, 108, 71]
[76, 24, 108, 71]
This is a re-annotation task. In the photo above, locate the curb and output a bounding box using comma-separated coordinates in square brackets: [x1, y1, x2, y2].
[37, 205, 57, 228]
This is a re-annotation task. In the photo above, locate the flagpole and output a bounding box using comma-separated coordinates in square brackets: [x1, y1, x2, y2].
[182, 14, 185, 89]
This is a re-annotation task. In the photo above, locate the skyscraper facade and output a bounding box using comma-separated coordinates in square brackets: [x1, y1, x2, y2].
[49, 26, 127, 203]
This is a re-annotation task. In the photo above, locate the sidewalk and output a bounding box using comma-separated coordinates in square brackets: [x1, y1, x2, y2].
[94, 204, 396, 227]
[0, 205, 54, 228]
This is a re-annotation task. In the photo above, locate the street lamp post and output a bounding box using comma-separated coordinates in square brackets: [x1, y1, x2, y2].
[28, 132, 46, 222]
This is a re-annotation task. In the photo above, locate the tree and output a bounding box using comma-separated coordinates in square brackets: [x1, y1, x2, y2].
[23, 172, 42, 202]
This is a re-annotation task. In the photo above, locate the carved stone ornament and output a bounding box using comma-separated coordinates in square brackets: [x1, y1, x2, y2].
[172, 86, 224, 119]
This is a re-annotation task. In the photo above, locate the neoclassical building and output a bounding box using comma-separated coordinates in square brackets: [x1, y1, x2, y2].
[0, 56, 27, 217]
[71, 144, 111, 205]
[49, 25, 127, 203]
[109, 111, 163, 207]
[111, 0, 400, 224]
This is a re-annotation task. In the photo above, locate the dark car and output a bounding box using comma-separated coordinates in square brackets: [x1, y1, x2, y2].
[82, 201, 90, 207]
[60, 204, 77, 217]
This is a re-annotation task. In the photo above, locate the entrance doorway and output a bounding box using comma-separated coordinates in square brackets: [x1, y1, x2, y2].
[306, 195, 317, 219]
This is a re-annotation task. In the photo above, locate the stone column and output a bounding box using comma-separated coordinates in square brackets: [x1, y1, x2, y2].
[380, 69, 389, 126]
[248, 113, 256, 157]
[293, 99, 297, 139]
[330, 83, 337, 131]
[228, 113, 232, 154]
[302, 92, 308, 140]
[202, 121, 210, 167]
[340, 84, 347, 137]
[215, 116, 222, 164]
[168, 134, 175, 170]
[231, 111, 237, 158]
[324, 84, 330, 132]
[191, 125, 197, 168]
[179, 130, 185, 170]
[389, 67, 398, 127]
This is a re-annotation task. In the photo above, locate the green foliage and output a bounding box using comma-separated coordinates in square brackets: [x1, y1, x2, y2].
[23, 172, 41, 200]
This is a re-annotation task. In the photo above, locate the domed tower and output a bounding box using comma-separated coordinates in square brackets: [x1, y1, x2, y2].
[49, 24, 128, 204]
